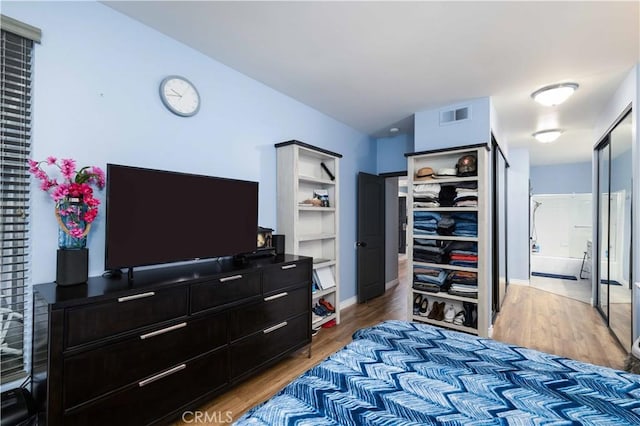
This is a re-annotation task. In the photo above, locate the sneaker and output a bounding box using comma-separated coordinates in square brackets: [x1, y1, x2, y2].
[311, 327, 320, 337]
[321, 319, 336, 328]
[319, 298, 335, 313]
[418, 298, 429, 317]
[443, 304, 455, 323]
[452, 310, 465, 326]
[312, 312, 323, 324]
[413, 294, 423, 315]
[313, 304, 328, 316]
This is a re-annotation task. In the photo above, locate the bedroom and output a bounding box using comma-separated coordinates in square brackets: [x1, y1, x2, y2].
[1, 1, 639, 425]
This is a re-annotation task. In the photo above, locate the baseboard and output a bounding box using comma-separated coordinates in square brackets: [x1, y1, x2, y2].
[339, 295, 357, 310]
[385, 278, 399, 291]
[509, 278, 530, 286]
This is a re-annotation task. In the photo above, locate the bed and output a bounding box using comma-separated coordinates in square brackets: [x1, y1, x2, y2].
[235, 320, 640, 425]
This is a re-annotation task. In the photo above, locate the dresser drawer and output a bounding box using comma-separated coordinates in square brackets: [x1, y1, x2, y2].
[191, 271, 261, 314]
[63, 312, 227, 409]
[229, 286, 309, 340]
[262, 260, 311, 294]
[65, 286, 188, 348]
[64, 348, 228, 426]
[230, 313, 309, 380]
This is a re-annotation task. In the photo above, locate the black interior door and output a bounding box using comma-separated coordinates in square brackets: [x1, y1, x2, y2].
[357, 172, 385, 303]
[398, 196, 407, 254]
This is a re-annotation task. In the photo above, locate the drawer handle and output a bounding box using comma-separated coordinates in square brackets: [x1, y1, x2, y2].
[263, 321, 287, 334]
[140, 322, 187, 340]
[138, 364, 186, 387]
[281, 264, 297, 270]
[118, 292, 155, 303]
[264, 292, 288, 302]
[219, 274, 243, 282]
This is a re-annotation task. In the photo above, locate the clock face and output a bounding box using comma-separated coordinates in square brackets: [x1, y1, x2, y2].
[159, 76, 200, 117]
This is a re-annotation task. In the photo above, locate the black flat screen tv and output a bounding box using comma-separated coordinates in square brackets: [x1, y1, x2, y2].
[105, 164, 258, 270]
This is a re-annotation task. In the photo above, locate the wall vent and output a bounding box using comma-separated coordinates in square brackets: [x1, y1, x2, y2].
[440, 105, 471, 126]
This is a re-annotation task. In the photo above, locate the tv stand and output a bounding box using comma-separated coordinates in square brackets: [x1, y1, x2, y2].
[31, 254, 312, 425]
[127, 267, 134, 283]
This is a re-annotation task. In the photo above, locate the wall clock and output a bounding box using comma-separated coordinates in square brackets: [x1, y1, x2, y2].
[159, 75, 200, 117]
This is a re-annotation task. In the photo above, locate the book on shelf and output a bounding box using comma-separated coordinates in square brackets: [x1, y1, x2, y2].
[313, 266, 336, 290]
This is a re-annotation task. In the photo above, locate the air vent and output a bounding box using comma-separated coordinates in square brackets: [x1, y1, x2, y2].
[440, 105, 471, 125]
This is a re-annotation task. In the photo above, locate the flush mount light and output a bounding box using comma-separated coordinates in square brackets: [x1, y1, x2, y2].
[531, 83, 579, 106]
[389, 127, 400, 133]
[532, 129, 563, 143]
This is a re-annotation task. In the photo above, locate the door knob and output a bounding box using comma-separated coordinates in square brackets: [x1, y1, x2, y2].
[356, 241, 367, 247]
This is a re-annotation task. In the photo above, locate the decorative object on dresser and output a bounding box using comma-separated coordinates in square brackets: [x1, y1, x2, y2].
[405, 144, 491, 337]
[275, 140, 342, 330]
[31, 255, 312, 425]
[27, 157, 105, 286]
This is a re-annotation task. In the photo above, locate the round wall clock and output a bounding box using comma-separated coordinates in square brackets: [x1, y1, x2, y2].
[159, 75, 200, 117]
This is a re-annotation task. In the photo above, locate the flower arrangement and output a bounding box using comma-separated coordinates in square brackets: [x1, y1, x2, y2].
[28, 157, 105, 241]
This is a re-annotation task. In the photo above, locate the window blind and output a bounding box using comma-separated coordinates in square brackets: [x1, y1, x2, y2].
[1, 28, 34, 383]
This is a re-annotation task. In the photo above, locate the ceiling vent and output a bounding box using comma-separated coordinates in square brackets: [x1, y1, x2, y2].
[440, 105, 471, 126]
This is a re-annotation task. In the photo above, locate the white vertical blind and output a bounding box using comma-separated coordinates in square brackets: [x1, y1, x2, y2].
[1, 27, 34, 383]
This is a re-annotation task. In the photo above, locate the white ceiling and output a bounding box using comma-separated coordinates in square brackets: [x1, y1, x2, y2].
[103, 1, 639, 166]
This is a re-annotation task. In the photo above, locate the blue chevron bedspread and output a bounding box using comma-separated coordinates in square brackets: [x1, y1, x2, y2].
[235, 320, 640, 425]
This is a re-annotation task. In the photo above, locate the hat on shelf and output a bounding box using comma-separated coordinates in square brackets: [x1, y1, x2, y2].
[456, 154, 477, 177]
[433, 168, 457, 178]
[415, 167, 434, 180]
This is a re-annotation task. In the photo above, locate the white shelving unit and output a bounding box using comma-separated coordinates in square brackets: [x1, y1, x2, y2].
[276, 140, 341, 329]
[406, 144, 491, 337]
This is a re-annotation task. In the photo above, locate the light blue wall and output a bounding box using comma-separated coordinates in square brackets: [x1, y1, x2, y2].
[376, 133, 413, 174]
[530, 162, 592, 194]
[5, 1, 376, 301]
[506, 148, 530, 281]
[414, 97, 491, 151]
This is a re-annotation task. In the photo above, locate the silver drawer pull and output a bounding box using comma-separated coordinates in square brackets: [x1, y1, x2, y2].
[138, 364, 186, 387]
[118, 292, 155, 303]
[281, 264, 297, 270]
[219, 274, 243, 282]
[263, 321, 287, 334]
[140, 322, 187, 340]
[264, 292, 288, 302]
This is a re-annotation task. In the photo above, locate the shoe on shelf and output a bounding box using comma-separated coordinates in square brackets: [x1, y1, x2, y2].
[313, 304, 329, 317]
[453, 310, 465, 326]
[428, 301, 444, 320]
[311, 328, 320, 337]
[472, 305, 478, 328]
[321, 319, 336, 328]
[312, 312, 323, 324]
[463, 302, 474, 327]
[418, 298, 429, 316]
[443, 304, 455, 323]
[413, 294, 423, 315]
[435, 302, 446, 321]
[319, 298, 335, 313]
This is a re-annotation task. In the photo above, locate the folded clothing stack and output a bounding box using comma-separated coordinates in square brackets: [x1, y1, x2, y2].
[413, 183, 441, 208]
[413, 211, 441, 235]
[447, 271, 478, 298]
[454, 181, 478, 207]
[445, 241, 478, 267]
[451, 212, 477, 237]
[413, 238, 447, 264]
[413, 265, 449, 293]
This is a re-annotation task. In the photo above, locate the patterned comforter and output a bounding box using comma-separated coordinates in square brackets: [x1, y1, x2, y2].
[235, 320, 640, 425]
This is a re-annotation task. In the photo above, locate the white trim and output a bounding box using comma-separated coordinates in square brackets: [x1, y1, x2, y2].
[1, 15, 42, 42]
[385, 278, 399, 291]
[509, 278, 531, 286]
[339, 296, 357, 310]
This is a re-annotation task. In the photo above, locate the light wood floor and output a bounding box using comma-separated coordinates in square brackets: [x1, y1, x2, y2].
[175, 272, 627, 425]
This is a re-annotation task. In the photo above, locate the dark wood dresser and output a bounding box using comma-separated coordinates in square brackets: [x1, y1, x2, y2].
[31, 254, 312, 425]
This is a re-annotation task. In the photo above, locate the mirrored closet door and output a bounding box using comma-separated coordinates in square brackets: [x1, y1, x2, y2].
[595, 110, 633, 350]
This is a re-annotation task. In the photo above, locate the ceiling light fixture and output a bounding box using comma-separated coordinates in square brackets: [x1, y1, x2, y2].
[531, 83, 579, 106]
[389, 127, 400, 133]
[532, 129, 563, 143]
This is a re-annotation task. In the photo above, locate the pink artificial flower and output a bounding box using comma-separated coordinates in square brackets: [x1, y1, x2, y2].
[27, 159, 39, 173]
[69, 227, 85, 238]
[83, 209, 98, 223]
[46, 156, 57, 165]
[60, 158, 76, 180]
[34, 169, 47, 181]
[90, 167, 105, 189]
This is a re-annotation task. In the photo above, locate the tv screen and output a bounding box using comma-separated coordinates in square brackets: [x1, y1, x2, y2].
[105, 164, 258, 269]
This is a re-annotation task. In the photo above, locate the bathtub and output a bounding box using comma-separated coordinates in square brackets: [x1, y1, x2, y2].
[530, 254, 585, 278]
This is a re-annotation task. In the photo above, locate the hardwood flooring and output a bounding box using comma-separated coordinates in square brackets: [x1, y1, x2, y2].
[174, 269, 628, 425]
